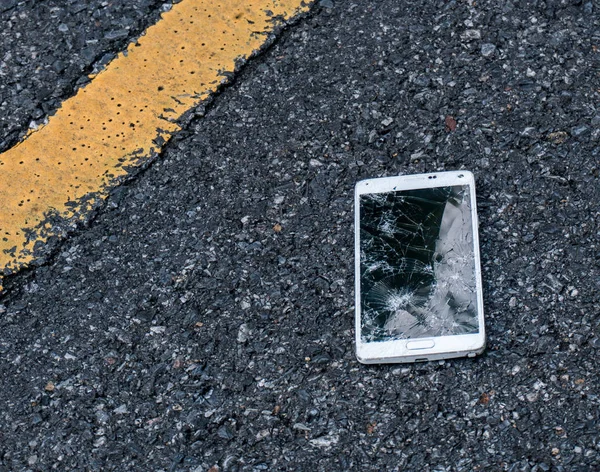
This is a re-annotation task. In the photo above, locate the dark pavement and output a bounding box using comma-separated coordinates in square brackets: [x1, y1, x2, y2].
[1, 0, 600, 470]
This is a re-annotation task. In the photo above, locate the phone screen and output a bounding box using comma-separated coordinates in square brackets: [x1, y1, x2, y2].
[359, 185, 479, 342]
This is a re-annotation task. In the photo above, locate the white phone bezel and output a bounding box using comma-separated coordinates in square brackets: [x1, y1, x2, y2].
[354, 171, 485, 364]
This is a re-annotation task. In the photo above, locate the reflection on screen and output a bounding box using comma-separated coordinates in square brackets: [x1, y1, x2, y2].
[360, 185, 478, 342]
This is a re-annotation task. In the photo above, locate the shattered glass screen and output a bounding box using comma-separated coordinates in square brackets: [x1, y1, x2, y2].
[360, 185, 479, 342]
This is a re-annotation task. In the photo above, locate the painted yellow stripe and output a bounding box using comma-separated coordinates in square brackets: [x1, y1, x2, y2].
[0, 0, 309, 290]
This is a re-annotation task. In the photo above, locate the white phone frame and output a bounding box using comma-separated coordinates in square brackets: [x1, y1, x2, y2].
[354, 171, 485, 364]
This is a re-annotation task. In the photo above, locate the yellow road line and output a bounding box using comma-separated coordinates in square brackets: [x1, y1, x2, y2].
[0, 0, 309, 290]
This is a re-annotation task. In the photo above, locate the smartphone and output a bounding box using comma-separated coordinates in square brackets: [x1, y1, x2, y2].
[354, 171, 485, 364]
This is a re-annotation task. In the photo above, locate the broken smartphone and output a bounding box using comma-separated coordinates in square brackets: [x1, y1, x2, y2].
[354, 171, 485, 363]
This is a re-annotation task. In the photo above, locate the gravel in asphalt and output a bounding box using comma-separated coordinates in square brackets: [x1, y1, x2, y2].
[1, 0, 600, 470]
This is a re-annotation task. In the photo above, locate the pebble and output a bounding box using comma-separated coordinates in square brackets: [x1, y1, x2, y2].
[96, 410, 110, 424]
[480, 43, 496, 57]
[0, 0, 18, 12]
[293, 423, 311, 431]
[217, 425, 234, 439]
[104, 29, 129, 40]
[523, 233, 535, 243]
[571, 125, 589, 137]
[309, 434, 339, 448]
[113, 404, 128, 414]
[462, 29, 481, 40]
[237, 323, 252, 343]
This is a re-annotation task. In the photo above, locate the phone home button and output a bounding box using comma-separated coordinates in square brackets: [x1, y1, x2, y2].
[406, 340, 435, 350]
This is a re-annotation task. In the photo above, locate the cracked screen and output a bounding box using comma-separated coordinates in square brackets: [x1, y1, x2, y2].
[359, 185, 479, 342]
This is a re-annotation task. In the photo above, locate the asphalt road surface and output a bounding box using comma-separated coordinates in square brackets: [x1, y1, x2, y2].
[1, 0, 600, 470]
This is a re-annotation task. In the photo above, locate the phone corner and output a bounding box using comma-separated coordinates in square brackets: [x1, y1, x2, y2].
[355, 355, 370, 365]
[471, 337, 487, 357]
[354, 346, 371, 365]
[478, 327, 487, 350]
[457, 169, 476, 184]
[354, 179, 367, 194]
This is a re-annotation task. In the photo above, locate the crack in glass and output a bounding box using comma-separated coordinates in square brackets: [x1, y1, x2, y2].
[360, 185, 478, 342]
